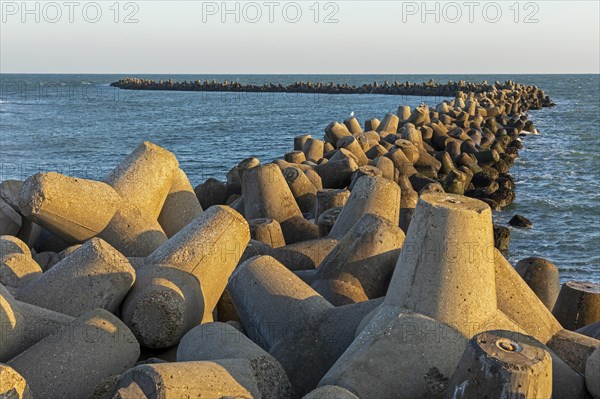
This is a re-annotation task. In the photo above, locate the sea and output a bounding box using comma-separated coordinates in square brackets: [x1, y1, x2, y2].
[1, 74, 598, 283]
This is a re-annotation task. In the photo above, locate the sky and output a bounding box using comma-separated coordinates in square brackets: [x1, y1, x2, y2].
[1, 0, 599, 74]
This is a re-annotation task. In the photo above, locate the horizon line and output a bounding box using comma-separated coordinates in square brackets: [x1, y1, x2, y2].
[1, 72, 599, 76]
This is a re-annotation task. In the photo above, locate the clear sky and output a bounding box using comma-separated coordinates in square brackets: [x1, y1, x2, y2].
[1, 0, 599, 73]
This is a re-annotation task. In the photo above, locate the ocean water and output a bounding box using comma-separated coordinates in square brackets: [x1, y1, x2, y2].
[1, 74, 598, 283]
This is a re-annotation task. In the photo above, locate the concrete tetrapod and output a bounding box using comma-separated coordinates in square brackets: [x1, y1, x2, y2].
[15, 219, 41, 249]
[0, 235, 31, 257]
[495, 252, 600, 375]
[0, 250, 42, 289]
[99, 199, 169, 257]
[444, 330, 552, 399]
[283, 166, 318, 214]
[0, 364, 32, 399]
[157, 168, 203, 238]
[121, 205, 250, 347]
[315, 157, 358, 189]
[145, 205, 249, 319]
[0, 283, 73, 361]
[587, 346, 600, 399]
[313, 189, 350, 222]
[553, 280, 600, 331]
[175, 322, 293, 397]
[194, 177, 227, 209]
[0, 180, 23, 211]
[325, 122, 352, 145]
[242, 163, 303, 223]
[285, 150, 307, 164]
[7, 308, 140, 399]
[18, 172, 120, 243]
[228, 255, 383, 396]
[317, 207, 343, 237]
[515, 256, 560, 310]
[444, 327, 588, 399]
[322, 193, 595, 398]
[303, 138, 325, 163]
[104, 141, 179, 219]
[577, 321, 600, 339]
[249, 218, 286, 248]
[309, 214, 405, 306]
[328, 175, 400, 240]
[120, 265, 204, 349]
[177, 321, 274, 362]
[0, 198, 21, 236]
[343, 117, 363, 135]
[113, 357, 291, 399]
[319, 193, 523, 399]
[16, 238, 135, 317]
[270, 237, 339, 271]
[303, 386, 360, 399]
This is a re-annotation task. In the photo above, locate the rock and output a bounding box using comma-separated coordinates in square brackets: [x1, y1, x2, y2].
[546, 328, 600, 376]
[364, 119, 380, 132]
[493, 224, 511, 251]
[337, 137, 368, 166]
[294, 135, 312, 151]
[496, 253, 600, 375]
[376, 113, 399, 134]
[509, 213, 532, 228]
[343, 117, 363, 135]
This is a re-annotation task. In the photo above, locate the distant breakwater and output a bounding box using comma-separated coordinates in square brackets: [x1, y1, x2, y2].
[111, 78, 555, 108]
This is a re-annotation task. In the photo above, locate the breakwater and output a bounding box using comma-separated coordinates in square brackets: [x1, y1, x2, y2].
[111, 77, 555, 108]
[2, 80, 599, 399]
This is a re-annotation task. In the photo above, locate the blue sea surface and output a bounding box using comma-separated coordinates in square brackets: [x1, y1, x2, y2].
[1, 74, 598, 283]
